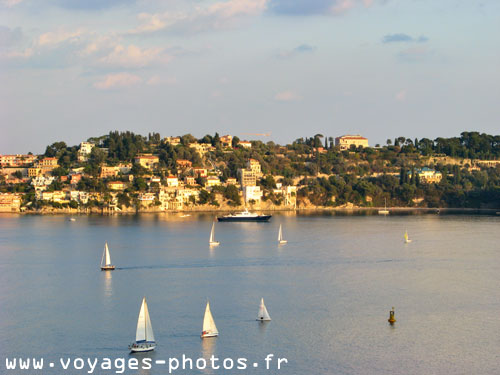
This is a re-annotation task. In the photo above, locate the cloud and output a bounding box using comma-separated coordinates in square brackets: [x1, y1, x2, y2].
[277, 43, 316, 58]
[274, 90, 301, 101]
[146, 75, 177, 86]
[129, 0, 268, 35]
[51, 0, 136, 11]
[395, 89, 407, 101]
[267, 0, 374, 16]
[398, 46, 431, 62]
[382, 33, 429, 44]
[98, 44, 172, 68]
[5, 47, 33, 58]
[0, 25, 23, 46]
[211, 90, 223, 98]
[1, 0, 23, 7]
[93, 72, 142, 90]
[38, 29, 85, 47]
[1, 27, 95, 68]
[2, 26, 175, 71]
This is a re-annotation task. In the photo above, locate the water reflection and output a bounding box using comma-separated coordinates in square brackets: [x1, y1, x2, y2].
[129, 351, 156, 375]
[258, 320, 270, 334]
[200, 338, 217, 374]
[102, 270, 113, 298]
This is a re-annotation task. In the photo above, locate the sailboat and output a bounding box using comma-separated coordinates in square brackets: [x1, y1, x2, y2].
[404, 230, 412, 243]
[100, 242, 115, 271]
[278, 224, 287, 244]
[256, 298, 271, 321]
[129, 297, 156, 352]
[209, 222, 220, 246]
[378, 198, 390, 215]
[201, 300, 218, 338]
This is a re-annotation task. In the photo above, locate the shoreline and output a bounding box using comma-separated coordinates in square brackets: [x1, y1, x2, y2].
[2, 206, 499, 216]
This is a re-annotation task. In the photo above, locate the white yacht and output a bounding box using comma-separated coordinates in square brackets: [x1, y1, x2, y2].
[217, 209, 271, 222]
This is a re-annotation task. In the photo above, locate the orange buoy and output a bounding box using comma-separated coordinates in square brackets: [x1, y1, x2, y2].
[388, 307, 396, 324]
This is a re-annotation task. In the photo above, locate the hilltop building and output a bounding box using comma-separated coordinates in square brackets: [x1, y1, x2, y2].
[164, 137, 181, 146]
[77, 142, 95, 162]
[0, 154, 37, 167]
[220, 135, 233, 147]
[238, 141, 252, 148]
[335, 135, 369, 151]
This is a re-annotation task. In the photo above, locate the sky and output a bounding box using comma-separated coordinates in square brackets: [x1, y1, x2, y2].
[1, 0, 499, 154]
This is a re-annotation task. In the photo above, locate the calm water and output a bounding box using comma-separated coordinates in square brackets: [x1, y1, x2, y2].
[0, 213, 499, 375]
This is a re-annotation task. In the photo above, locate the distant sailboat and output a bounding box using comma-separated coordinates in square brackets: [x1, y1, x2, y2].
[278, 224, 287, 244]
[257, 298, 271, 321]
[100, 242, 115, 271]
[209, 222, 220, 246]
[201, 300, 218, 338]
[404, 230, 412, 243]
[378, 198, 389, 215]
[129, 297, 156, 352]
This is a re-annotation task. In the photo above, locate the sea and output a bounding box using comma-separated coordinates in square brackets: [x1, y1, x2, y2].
[0, 212, 499, 375]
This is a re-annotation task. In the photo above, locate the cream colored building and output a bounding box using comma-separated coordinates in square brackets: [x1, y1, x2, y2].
[166, 176, 179, 187]
[78, 142, 95, 162]
[243, 186, 263, 203]
[134, 155, 159, 169]
[0, 154, 36, 167]
[413, 168, 442, 183]
[108, 181, 127, 191]
[0, 193, 22, 212]
[205, 176, 221, 187]
[335, 135, 369, 151]
[28, 168, 42, 177]
[238, 168, 257, 187]
[100, 166, 119, 178]
[220, 135, 233, 147]
[247, 159, 262, 176]
[238, 141, 252, 148]
[164, 136, 181, 146]
[190, 143, 215, 155]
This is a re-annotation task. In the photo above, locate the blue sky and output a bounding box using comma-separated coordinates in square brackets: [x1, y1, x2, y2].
[1, 0, 499, 153]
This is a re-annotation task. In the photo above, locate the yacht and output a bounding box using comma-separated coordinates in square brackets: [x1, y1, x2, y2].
[129, 297, 156, 352]
[217, 209, 271, 222]
[100, 242, 115, 271]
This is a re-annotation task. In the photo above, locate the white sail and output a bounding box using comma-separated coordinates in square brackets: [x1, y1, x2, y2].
[404, 230, 412, 243]
[104, 243, 111, 266]
[278, 224, 287, 244]
[136, 297, 155, 342]
[210, 223, 215, 243]
[202, 301, 218, 335]
[209, 222, 219, 245]
[257, 298, 271, 321]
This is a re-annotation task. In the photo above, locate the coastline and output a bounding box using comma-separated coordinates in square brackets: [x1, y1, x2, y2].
[3, 206, 499, 216]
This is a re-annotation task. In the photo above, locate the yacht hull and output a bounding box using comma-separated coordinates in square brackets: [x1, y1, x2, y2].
[201, 333, 218, 338]
[129, 342, 156, 353]
[217, 215, 271, 222]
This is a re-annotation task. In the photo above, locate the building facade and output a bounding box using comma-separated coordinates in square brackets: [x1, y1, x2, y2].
[335, 135, 369, 151]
